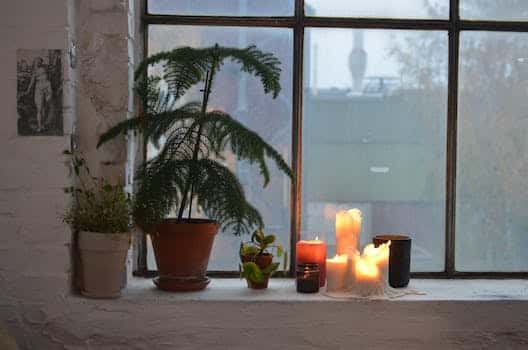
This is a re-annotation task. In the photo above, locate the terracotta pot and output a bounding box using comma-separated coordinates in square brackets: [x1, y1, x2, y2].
[255, 253, 273, 269]
[247, 276, 270, 289]
[151, 219, 218, 292]
[241, 253, 273, 289]
[78, 231, 130, 299]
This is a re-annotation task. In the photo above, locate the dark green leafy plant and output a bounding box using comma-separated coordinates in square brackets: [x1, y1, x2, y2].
[97, 44, 293, 235]
[239, 229, 288, 284]
[62, 150, 131, 233]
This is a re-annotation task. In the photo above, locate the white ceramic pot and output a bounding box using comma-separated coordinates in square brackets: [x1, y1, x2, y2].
[78, 231, 130, 298]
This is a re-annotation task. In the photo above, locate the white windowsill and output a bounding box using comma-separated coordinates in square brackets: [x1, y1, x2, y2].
[121, 278, 528, 302]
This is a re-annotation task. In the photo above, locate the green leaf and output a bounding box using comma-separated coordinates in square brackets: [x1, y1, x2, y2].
[194, 159, 263, 235]
[276, 244, 283, 258]
[97, 118, 142, 148]
[241, 262, 264, 283]
[240, 244, 259, 257]
[263, 235, 276, 245]
[202, 110, 293, 187]
[261, 262, 280, 276]
[253, 229, 264, 244]
[214, 45, 282, 98]
[134, 47, 211, 100]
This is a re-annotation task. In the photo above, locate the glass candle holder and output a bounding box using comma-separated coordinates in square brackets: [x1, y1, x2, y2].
[296, 263, 320, 293]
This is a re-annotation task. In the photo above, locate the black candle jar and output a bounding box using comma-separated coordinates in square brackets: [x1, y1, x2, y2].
[373, 234, 412, 288]
[296, 263, 320, 293]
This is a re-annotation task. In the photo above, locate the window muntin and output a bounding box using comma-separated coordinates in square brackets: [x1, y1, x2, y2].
[147, 25, 293, 271]
[302, 29, 447, 271]
[456, 31, 528, 271]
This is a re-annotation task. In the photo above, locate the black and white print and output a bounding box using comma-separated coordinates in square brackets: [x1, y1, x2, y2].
[17, 49, 63, 136]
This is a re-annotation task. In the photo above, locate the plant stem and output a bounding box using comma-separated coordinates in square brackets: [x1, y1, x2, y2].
[187, 183, 194, 219]
[177, 55, 217, 220]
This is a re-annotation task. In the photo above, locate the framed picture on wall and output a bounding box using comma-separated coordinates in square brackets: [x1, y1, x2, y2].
[16, 49, 63, 136]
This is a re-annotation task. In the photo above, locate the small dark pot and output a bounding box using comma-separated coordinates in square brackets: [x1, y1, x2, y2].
[247, 276, 270, 289]
[373, 234, 412, 288]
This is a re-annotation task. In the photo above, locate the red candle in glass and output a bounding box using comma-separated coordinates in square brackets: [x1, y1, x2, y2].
[296, 239, 327, 287]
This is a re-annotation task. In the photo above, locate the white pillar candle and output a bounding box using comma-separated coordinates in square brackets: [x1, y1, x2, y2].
[326, 254, 348, 292]
[335, 209, 362, 255]
[346, 248, 360, 292]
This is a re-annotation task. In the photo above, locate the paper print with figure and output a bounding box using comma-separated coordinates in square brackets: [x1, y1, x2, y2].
[17, 49, 63, 136]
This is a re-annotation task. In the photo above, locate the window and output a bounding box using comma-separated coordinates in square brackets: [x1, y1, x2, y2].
[147, 0, 294, 17]
[304, 0, 449, 19]
[141, 0, 528, 277]
[456, 31, 528, 272]
[303, 29, 447, 272]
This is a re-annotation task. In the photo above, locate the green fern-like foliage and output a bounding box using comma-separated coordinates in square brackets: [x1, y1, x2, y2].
[98, 44, 293, 235]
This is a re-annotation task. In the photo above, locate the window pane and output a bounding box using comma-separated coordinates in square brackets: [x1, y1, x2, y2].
[456, 32, 528, 271]
[148, 0, 294, 16]
[302, 29, 447, 272]
[305, 0, 448, 19]
[147, 25, 293, 271]
[461, 1, 528, 21]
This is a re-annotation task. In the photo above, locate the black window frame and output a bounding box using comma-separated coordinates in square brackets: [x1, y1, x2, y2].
[135, 0, 528, 279]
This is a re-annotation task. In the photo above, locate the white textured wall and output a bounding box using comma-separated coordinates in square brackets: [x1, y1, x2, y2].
[1, 1, 528, 349]
[0, 0, 72, 348]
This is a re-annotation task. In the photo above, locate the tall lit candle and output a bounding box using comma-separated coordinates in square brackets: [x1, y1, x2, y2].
[326, 254, 348, 292]
[296, 238, 327, 287]
[335, 209, 362, 255]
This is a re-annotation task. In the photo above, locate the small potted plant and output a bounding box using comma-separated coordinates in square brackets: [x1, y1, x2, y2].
[63, 150, 131, 298]
[240, 229, 287, 289]
[97, 44, 292, 291]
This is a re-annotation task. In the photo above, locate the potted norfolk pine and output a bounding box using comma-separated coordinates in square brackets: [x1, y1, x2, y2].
[97, 44, 292, 291]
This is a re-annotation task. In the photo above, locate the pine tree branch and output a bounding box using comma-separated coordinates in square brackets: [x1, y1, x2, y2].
[203, 110, 293, 186]
[194, 159, 263, 235]
[97, 117, 142, 148]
